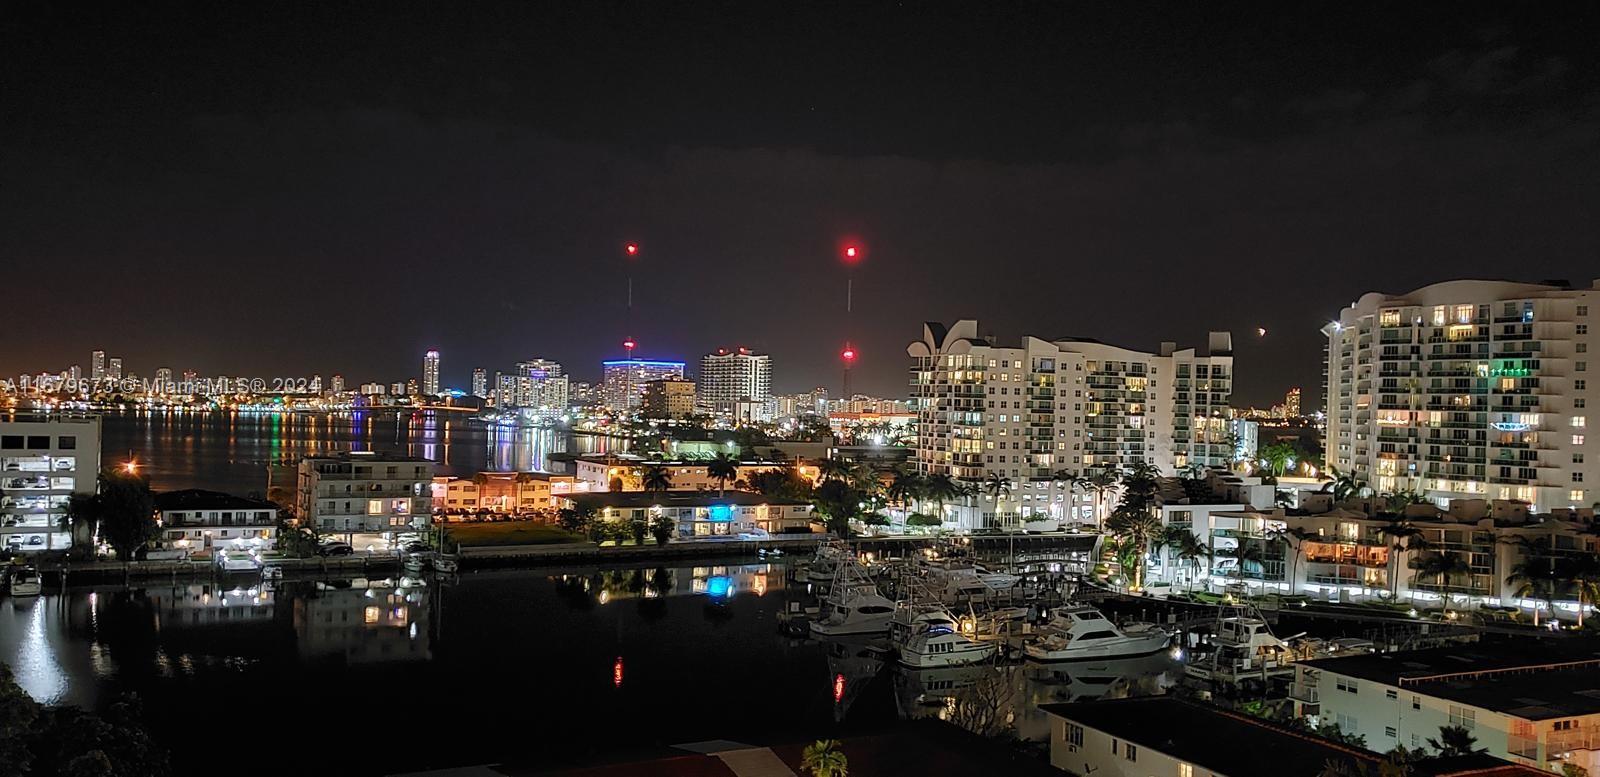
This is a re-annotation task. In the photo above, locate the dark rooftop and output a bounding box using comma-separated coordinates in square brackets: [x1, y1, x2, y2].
[1299, 639, 1600, 720]
[153, 489, 277, 512]
[1040, 697, 1541, 777]
[566, 490, 811, 509]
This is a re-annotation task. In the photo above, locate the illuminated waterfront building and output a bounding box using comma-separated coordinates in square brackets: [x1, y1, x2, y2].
[1323, 279, 1598, 511]
[295, 451, 434, 534]
[0, 413, 100, 553]
[908, 320, 1234, 530]
[421, 350, 440, 396]
[602, 359, 685, 410]
[698, 348, 772, 415]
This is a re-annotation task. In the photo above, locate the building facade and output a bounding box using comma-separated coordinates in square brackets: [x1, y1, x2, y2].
[421, 350, 441, 396]
[907, 319, 1234, 529]
[602, 359, 686, 410]
[294, 452, 434, 534]
[561, 490, 814, 537]
[641, 378, 697, 420]
[1324, 279, 1598, 512]
[471, 368, 488, 399]
[152, 489, 278, 557]
[0, 414, 100, 553]
[698, 348, 773, 414]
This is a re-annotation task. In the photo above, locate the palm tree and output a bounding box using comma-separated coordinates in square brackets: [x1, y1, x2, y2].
[1506, 556, 1562, 627]
[1268, 526, 1316, 595]
[1052, 468, 1087, 523]
[1376, 520, 1428, 601]
[800, 739, 848, 777]
[1086, 468, 1119, 529]
[1173, 531, 1213, 593]
[818, 457, 852, 483]
[923, 473, 961, 522]
[1319, 467, 1369, 502]
[1560, 554, 1600, 629]
[983, 473, 1012, 529]
[1426, 725, 1484, 757]
[887, 468, 926, 511]
[1259, 441, 1297, 481]
[706, 453, 738, 497]
[1411, 551, 1470, 614]
[641, 463, 673, 499]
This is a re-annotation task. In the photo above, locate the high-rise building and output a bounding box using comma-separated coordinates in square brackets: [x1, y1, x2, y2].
[602, 359, 686, 410]
[1284, 387, 1302, 418]
[494, 359, 568, 417]
[107, 357, 123, 381]
[1323, 279, 1598, 511]
[909, 320, 1234, 529]
[422, 350, 441, 396]
[471, 368, 488, 399]
[641, 378, 697, 420]
[698, 348, 773, 414]
[90, 350, 106, 383]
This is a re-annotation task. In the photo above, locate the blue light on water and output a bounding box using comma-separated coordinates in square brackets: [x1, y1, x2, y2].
[706, 576, 731, 597]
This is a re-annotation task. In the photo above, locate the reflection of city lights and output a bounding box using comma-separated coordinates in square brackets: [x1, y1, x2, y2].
[614, 656, 625, 688]
[832, 673, 846, 703]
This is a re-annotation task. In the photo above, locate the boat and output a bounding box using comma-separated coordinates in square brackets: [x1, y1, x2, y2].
[810, 562, 898, 637]
[403, 555, 428, 575]
[1183, 607, 1301, 685]
[889, 602, 997, 668]
[918, 559, 1021, 601]
[7, 566, 43, 597]
[1022, 604, 1170, 662]
[803, 542, 851, 584]
[431, 555, 459, 574]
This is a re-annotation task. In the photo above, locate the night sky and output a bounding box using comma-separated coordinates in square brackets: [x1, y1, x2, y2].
[4, 3, 1598, 407]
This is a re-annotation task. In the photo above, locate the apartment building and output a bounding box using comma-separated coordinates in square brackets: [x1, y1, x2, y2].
[907, 319, 1234, 530]
[698, 348, 773, 414]
[560, 490, 814, 537]
[295, 452, 434, 534]
[571, 453, 818, 493]
[495, 359, 569, 418]
[1, 414, 100, 553]
[641, 378, 697, 420]
[152, 489, 278, 556]
[421, 349, 440, 396]
[601, 359, 685, 410]
[430, 471, 586, 515]
[1324, 279, 1598, 512]
[1293, 642, 1600, 774]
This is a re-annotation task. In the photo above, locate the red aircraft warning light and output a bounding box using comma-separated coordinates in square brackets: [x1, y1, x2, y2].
[625, 243, 639, 256]
[841, 345, 857, 363]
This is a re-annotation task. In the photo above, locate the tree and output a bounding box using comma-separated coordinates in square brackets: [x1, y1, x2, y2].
[1376, 520, 1428, 601]
[276, 516, 321, 558]
[982, 473, 1012, 529]
[95, 469, 157, 561]
[649, 515, 675, 544]
[1172, 531, 1213, 592]
[1104, 462, 1161, 590]
[641, 464, 674, 498]
[1319, 467, 1369, 503]
[811, 479, 862, 537]
[887, 468, 926, 510]
[706, 453, 739, 497]
[1085, 468, 1119, 528]
[0, 665, 172, 777]
[800, 739, 848, 777]
[1052, 468, 1087, 521]
[1560, 553, 1600, 629]
[1411, 551, 1470, 613]
[558, 503, 597, 534]
[1506, 554, 1562, 627]
[1268, 526, 1316, 595]
[1426, 725, 1484, 757]
[922, 474, 962, 521]
[628, 514, 649, 545]
[906, 512, 942, 529]
[747, 467, 814, 502]
[1259, 441, 1297, 481]
[818, 457, 852, 483]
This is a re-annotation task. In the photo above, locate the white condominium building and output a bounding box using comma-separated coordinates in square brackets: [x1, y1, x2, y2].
[907, 320, 1233, 529]
[295, 451, 434, 534]
[602, 359, 685, 410]
[1324, 279, 1598, 512]
[0, 414, 100, 553]
[698, 348, 773, 415]
[421, 349, 441, 396]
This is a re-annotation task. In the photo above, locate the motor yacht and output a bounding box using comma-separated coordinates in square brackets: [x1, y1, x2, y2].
[889, 602, 997, 668]
[1022, 604, 1170, 662]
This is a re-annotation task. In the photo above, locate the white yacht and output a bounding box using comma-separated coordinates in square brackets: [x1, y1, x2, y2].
[811, 562, 898, 637]
[803, 543, 851, 584]
[7, 566, 43, 597]
[1183, 611, 1299, 684]
[889, 603, 996, 668]
[1022, 604, 1170, 662]
[919, 559, 1020, 601]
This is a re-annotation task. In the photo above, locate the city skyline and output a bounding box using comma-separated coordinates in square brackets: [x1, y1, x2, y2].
[7, 6, 1600, 406]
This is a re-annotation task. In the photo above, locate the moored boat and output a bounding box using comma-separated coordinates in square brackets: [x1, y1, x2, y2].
[1022, 604, 1170, 662]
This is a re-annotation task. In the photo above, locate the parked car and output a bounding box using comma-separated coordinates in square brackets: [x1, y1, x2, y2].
[402, 541, 429, 554]
[319, 542, 354, 557]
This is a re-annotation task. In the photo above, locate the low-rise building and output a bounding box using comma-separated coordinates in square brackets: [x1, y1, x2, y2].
[430, 471, 586, 516]
[560, 490, 815, 538]
[572, 454, 818, 493]
[1293, 641, 1600, 774]
[1043, 696, 1538, 777]
[295, 452, 434, 534]
[152, 489, 278, 557]
[1, 413, 100, 554]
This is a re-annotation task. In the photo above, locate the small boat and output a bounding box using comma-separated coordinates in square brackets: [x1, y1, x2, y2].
[1023, 604, 1170, 662]
[890, 603, 997, 668]
[431, 555, 459, 574]
[7, 566, 43, 597]
[803, 542, 851, 584]
[403, 555, 428, 575]
[1184, 608, 1300, 684]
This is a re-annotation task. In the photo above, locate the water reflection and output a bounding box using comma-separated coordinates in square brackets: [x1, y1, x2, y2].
[99, 410, 630, 493]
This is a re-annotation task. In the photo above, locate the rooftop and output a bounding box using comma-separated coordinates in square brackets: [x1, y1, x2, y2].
[1300, 639, 1600, 720]
[153, 489, 277, 512]
[1040, 697, 1540, 777]
[566, 490, 810, 509]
